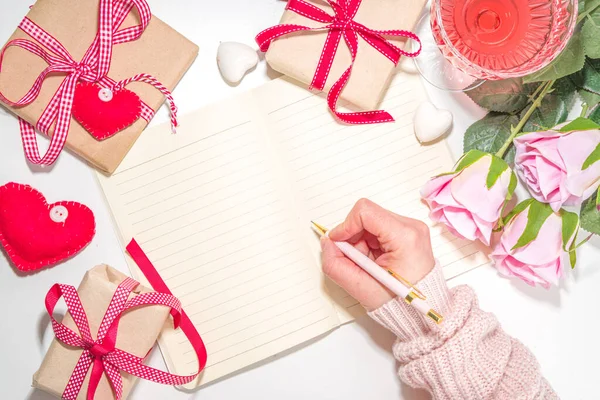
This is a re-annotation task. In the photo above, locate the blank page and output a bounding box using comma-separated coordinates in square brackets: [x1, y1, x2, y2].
[97, 91, 340, 387]
[97, 69, 490, 385]
[254, 70, 489, 322]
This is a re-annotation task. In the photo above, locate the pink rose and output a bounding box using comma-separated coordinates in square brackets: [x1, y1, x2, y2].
[421, 151, 516, 246]
[490, 200, 578, 288]
[514, 125, 600, 212]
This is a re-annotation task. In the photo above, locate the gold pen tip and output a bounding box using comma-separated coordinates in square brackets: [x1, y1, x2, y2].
[311, 221, 329, 237]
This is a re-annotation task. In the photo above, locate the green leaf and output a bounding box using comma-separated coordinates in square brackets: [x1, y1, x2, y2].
[583, 143, 600, 169]
[582, 1, 600, 58]
[585, 0, 600, 12]
[554, 76, 578, 98]
[583, 12, 600, 59]
[569, 248, 577, 268]
[496, 174, 516, 230]
[571, 57, 600, 93]
[486, 155, 510, 188]
[518, 77, 576, 134]
[584, 0, 600, 19]
[512, 201, 554, 250]
[454, 149, 487, 172]
[465, 78, 536, 113]
[463, 113, 519, 157]
[560, 209, 580, 251]
[504, 145, 516, 164]
[559, 116, 600, 131]
[588, 105, 600, 123]
[523, 32, 585, 83]
[507, 171, 517, 200]
[521, 94, 569, 132]
[503, 198, 534, 226]
[569, 230, 578, 269]
[432, 171, 456, 179]
[581, 193, 600, 234]
[579, 89, 600, 108]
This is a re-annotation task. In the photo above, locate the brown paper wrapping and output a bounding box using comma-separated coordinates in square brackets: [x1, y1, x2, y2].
[32, 265, 171, 400]
[0, 0, 198, 174]
[265, 0, 426, 110]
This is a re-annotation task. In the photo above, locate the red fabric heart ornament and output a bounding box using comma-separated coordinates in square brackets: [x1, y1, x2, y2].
[0, 182, 96, 272]
[72, 82, 142, 140]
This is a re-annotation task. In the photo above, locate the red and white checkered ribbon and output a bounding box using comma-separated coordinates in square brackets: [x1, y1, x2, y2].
[0, 0, 179, 166]
[45, 272, 206, 400]
[256, 0, 421, 125]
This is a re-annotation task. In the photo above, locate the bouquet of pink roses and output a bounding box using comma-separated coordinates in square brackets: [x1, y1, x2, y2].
[422, 133, 593, 288]
[421, 3, 600, 287]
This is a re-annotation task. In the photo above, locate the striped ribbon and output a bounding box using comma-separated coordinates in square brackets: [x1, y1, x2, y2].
[45, 239, 207, 400]
[0, 0, 178, 166]
[256, 0, 422, 125]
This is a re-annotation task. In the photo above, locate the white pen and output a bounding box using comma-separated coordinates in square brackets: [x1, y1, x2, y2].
[311, 221, 443, 324]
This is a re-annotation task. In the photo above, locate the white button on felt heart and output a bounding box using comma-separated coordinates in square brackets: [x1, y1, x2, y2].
[98, 88, 114, 102]
[49, 205, 69, 223]
[413, 101, 453, 144]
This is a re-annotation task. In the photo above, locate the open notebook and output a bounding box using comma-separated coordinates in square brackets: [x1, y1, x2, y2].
[96, 70, 489, 387]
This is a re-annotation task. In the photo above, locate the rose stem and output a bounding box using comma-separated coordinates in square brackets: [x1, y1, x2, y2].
[495, 80, 555, 159]
[578, 0, 600, 23]
[528, 81, 545, 101]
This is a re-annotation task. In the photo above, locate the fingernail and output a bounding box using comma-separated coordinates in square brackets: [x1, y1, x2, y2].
[320, 236, 327, 249]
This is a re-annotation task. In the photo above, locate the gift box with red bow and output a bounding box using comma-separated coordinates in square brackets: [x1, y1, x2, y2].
[0, 0, 198, 174]
[33, 257, 207, 400]
[256, 0, 426, 124]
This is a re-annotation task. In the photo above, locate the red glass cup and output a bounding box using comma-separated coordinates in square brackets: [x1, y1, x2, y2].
[430, 0, 578, 80]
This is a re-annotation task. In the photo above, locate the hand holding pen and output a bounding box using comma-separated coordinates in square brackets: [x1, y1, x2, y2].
[316, 199, 442, 322]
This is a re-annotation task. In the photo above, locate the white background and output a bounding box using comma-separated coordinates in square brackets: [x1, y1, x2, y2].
[0, 1, 599, 399]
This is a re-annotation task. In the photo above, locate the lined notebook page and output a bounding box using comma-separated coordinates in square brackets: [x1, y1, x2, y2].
[97, 71, 488, 387]
[254, 72, 489, 322]
[97, 91, 340, 387]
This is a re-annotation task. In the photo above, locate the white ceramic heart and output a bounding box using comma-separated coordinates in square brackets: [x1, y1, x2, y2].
[217, 42, 259, 84]
[413, 101, 453, 144]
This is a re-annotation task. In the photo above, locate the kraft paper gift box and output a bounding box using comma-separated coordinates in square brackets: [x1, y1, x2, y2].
[265, 0, 427, 110]
[0, 0, 198, 174]
[32, 265, 171, 400]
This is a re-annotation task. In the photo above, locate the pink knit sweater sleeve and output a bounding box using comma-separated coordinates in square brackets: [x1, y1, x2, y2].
[368, 264, 558, 400]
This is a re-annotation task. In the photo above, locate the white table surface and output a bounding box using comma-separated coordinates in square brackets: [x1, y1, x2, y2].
[1, 1, 599, 399]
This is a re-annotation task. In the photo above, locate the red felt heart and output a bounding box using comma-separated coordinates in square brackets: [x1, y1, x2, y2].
[0, 182, 96, 272]
[72, 82, 142, 140]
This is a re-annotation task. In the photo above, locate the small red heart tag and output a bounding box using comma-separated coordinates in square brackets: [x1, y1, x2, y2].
[0, 182, 96, 272]
[72, 82, 142, 140]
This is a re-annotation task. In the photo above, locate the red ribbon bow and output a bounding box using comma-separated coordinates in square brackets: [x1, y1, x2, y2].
[45, 239, 207, 400]
[256, 0, 422, 125]
[0, 0, 178, 166]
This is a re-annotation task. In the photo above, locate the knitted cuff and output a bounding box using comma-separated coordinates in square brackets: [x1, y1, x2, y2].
[367, 263, 452, 341]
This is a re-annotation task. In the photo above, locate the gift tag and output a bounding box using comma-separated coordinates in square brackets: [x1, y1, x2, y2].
[0, 182, 95, 272]
[72, 82, 142, 140]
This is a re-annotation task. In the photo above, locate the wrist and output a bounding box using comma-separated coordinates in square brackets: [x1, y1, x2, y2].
[368, 261, 451, 341]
